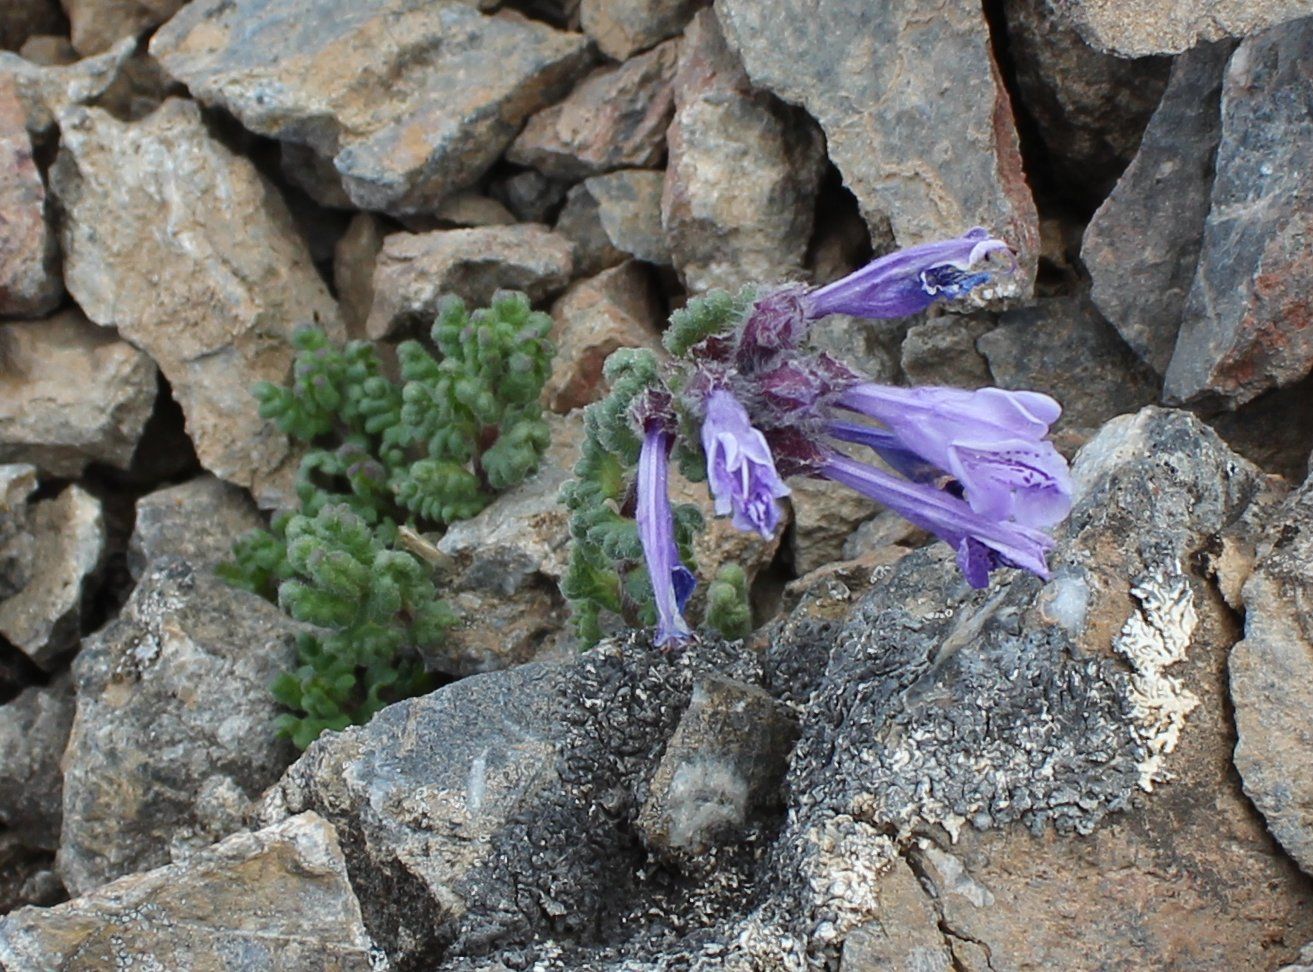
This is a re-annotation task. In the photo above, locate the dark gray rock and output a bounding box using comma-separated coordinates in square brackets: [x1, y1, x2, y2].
[0, 463, 36, 600]
[556, 169, 669, 277]
[152, 0, 593, 215]
[128, 475, 264, 581]
[1083, 40, 1233, 374]
[716, 0, 1039, 297]
[1165, 22, 1313, 406]
[0, 675, 73, 850]
[900, 313, 995, 388]
[489, 168, 570, 225]
[580, 0, 700, 60]
[58, 558, 301, 895]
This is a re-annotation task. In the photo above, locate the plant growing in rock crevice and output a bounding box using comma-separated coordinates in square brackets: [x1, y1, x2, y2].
[221, 292, 554, 747]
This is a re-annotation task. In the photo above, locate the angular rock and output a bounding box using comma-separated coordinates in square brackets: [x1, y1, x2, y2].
[58, 558, 301, 894]
[0, 76, 60, 317]
[278, 140, 352, 210]
[557, 168, 669, 276]
[432, 191, 516, 228]
[0, 486, 103, 670]
[1231, 473, 1313, 876]
[717, 0, 1039, 297]
[62, 0, 186, 56]
[0, 37, 132, 137]
[0, 310, 157, 477]
[1083, 41, 1233, 374]
[0, 813, 377, 971]
[838, 859, 953, 972]
[979, 294, 1160, 431]
[1054, 0, 1313, 55]
[489, 168, 570, 225]
[128, 475, 264, 581]
[0, 463, 36, 599]
[1002, 0, 1170, 207]
[0, 675, 73, 850]
[900, 313, 995, 388]
[580, 0, 699, 59]
[365, 224, 573, 340]
[663, 10, 823, 293]
[333, 212, 385, 340]
[543, 261, 663, 412]
[507, 39, 678, 181]
[152, 0, 593, 214]
[16, 35, 78, 66]
[51, 100, 342, 506]
[808, 312, 904, 386]
[0, 1, 64, 52]
[786, 474, 881, 577]
[1165, 23, 1313, 406]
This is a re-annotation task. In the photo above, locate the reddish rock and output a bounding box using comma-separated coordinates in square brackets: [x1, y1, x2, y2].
[0, 77, 60, 318]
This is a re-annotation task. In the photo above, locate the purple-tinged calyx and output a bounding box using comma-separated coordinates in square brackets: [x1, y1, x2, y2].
[637, 423, 695, 646]
[833, 384, 1072, 529]
[701, 389, 791, 539]
[803, 228, 1015, 321]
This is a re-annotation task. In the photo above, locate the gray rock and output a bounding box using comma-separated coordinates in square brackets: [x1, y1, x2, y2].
[717, 0, 1039, 297]
[0, 37, 132, 138]
[1231, 472, 1313, 876]
[580, 0, 700, 60]
[0, 310, 157, 477]
[0, 675, 74, 850]
[0, 813, 377, 971]
[0, 463, 36, 600]
[152, 0, 593, 215]
[51, 99, 343, 507]
[365, 224, 573, 340]
[62, 0, 187, 56]
[0, 76, 60, 318]
[489, 168, 570, 225]
[0, 1, 63, 51]
[808, 312, 904, 386]
[58, 558, 301, 894]
[663, 10, 823, 293]
[507, 39, 678, 181]
[786, 473, 882, 577]
[979, 294, 1160, 431]
[1083, 40, 1233, 374]
[1053, 0, 1313, 55]
[900, 314, 995, 388]
[278, 140, 353, 210]
[0, 486, 104, 670]
[1280, 944, 1313, 972]
[1165, 22, 1313, 406]
[128, 475, 264, 582]
[557, 169, 670, 277]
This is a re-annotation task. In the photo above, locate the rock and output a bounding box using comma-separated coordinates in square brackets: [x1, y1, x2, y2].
[978, 294, 1160, 432]
[0, 463, 36, 599]
[636, 674, 796, 859]
[0, 675, 73, 850]
[841, 510, 926, 562]
[1165, 23, 1313, 406]
[580, 0, 699, 60]
[432, 191, 516, 228]
[0, 813, 377, 971]
[152, 0, 593, 215]
[489, 168, 570, 225]
[278, 140, 353, 210]
[365, 224, 573, 340]
[333, 212, 385, 340]
[507, 39, 678, 181]
[128, 475, 264, 581]
[717, 0, 1040, 298]
[808, 312, 904, 386]
[58, 558, 301, 894]
[1082, 41, 1232, 374]
[1054, 0, 1313, 55]
[0, 1, 64, 52]
[1231, 472, 1313, 876]
[0, 37, 132, 138]
[16, 35, 79, 66]
[786, 475, 882, 577]
[0, 486, 103, 670]
[62, 0, 186, 55]
[0, 76, 60, 317]
[51, 100, 342, 507]
[663, 10, 823, 293]
[900, 314, 995, 388]
[838, 859, 953, 972]
[0, 310, 157, 477]
[1281, 944, 1313, 972]
[1001, 0, 1170, 207]
[1206, 374, 1313, 484]
[543, 261, 664, 412]
[556, 168, 669, 276]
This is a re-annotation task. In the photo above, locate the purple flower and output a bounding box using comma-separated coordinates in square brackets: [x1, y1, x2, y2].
[637, 424, 696, 646]
[819, 451, 1055, 588]
[803, 228, 1015, 321]
[833, 384, 1072, 529]
[701, 389, 791, 538]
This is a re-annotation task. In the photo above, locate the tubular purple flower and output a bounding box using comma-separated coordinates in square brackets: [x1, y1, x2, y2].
[637, 424, 695, 646]
[820, 451, 1055, 588]
[834, 384, 1072, 529]
[803, 228, 1015, 321]
[701, 389, 791, 539]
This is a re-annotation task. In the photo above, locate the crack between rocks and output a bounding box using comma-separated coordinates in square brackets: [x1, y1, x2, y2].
[902, 841, 997, 972]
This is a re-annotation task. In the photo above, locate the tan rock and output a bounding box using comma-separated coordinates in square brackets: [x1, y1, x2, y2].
[0, 37, 133, 138]
[556, 168, 670, 277]
[580, 0, 699, 60]
[0, 75, 60, 317]
[786, 474, 881, 577]
[1054, 0, 1313, 55]
[61, 0, 187, 55]
[333, 212, 385, 340]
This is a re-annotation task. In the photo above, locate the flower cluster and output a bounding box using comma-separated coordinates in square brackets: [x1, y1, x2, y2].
[563, 229, 1072, 647]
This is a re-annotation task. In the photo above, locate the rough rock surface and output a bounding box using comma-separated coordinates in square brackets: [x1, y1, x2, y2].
[1083, 40, 1233, 374]
[0, 310, 156, 477]
[557, 169, 669, 276]
[0, 76, 60, 317]
[0, 675, 73, 850]
[1231, 472, 1313, 876]
[979, 294, 1160, 431]
[0, 38, 132, 137]
[787, 475, 882, 577]
[507, 39, 678, 181]
[0, 463, 36, 599]
[127, 475, 264, 581]
[717, 0, 1039, 296]
[63, 0, 187, 55]
[580, 0, 700, 60]
[0, 813, 378, 971]
[1165, 23, 1313, 406]
[58, 558, 301, 895]
[333, 212, 385, 340]
[1054, 0, 1313, 55]
[901, 314, 995, 388]
[51, 99, 342, 507]
[543, 261, 663, 412]
[365, 225, 573, 340]
[837, 859, 953, 971]
[663, 10, 823, 293]
[0, 486, 103, 670]
[152, 0, 593, 214]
